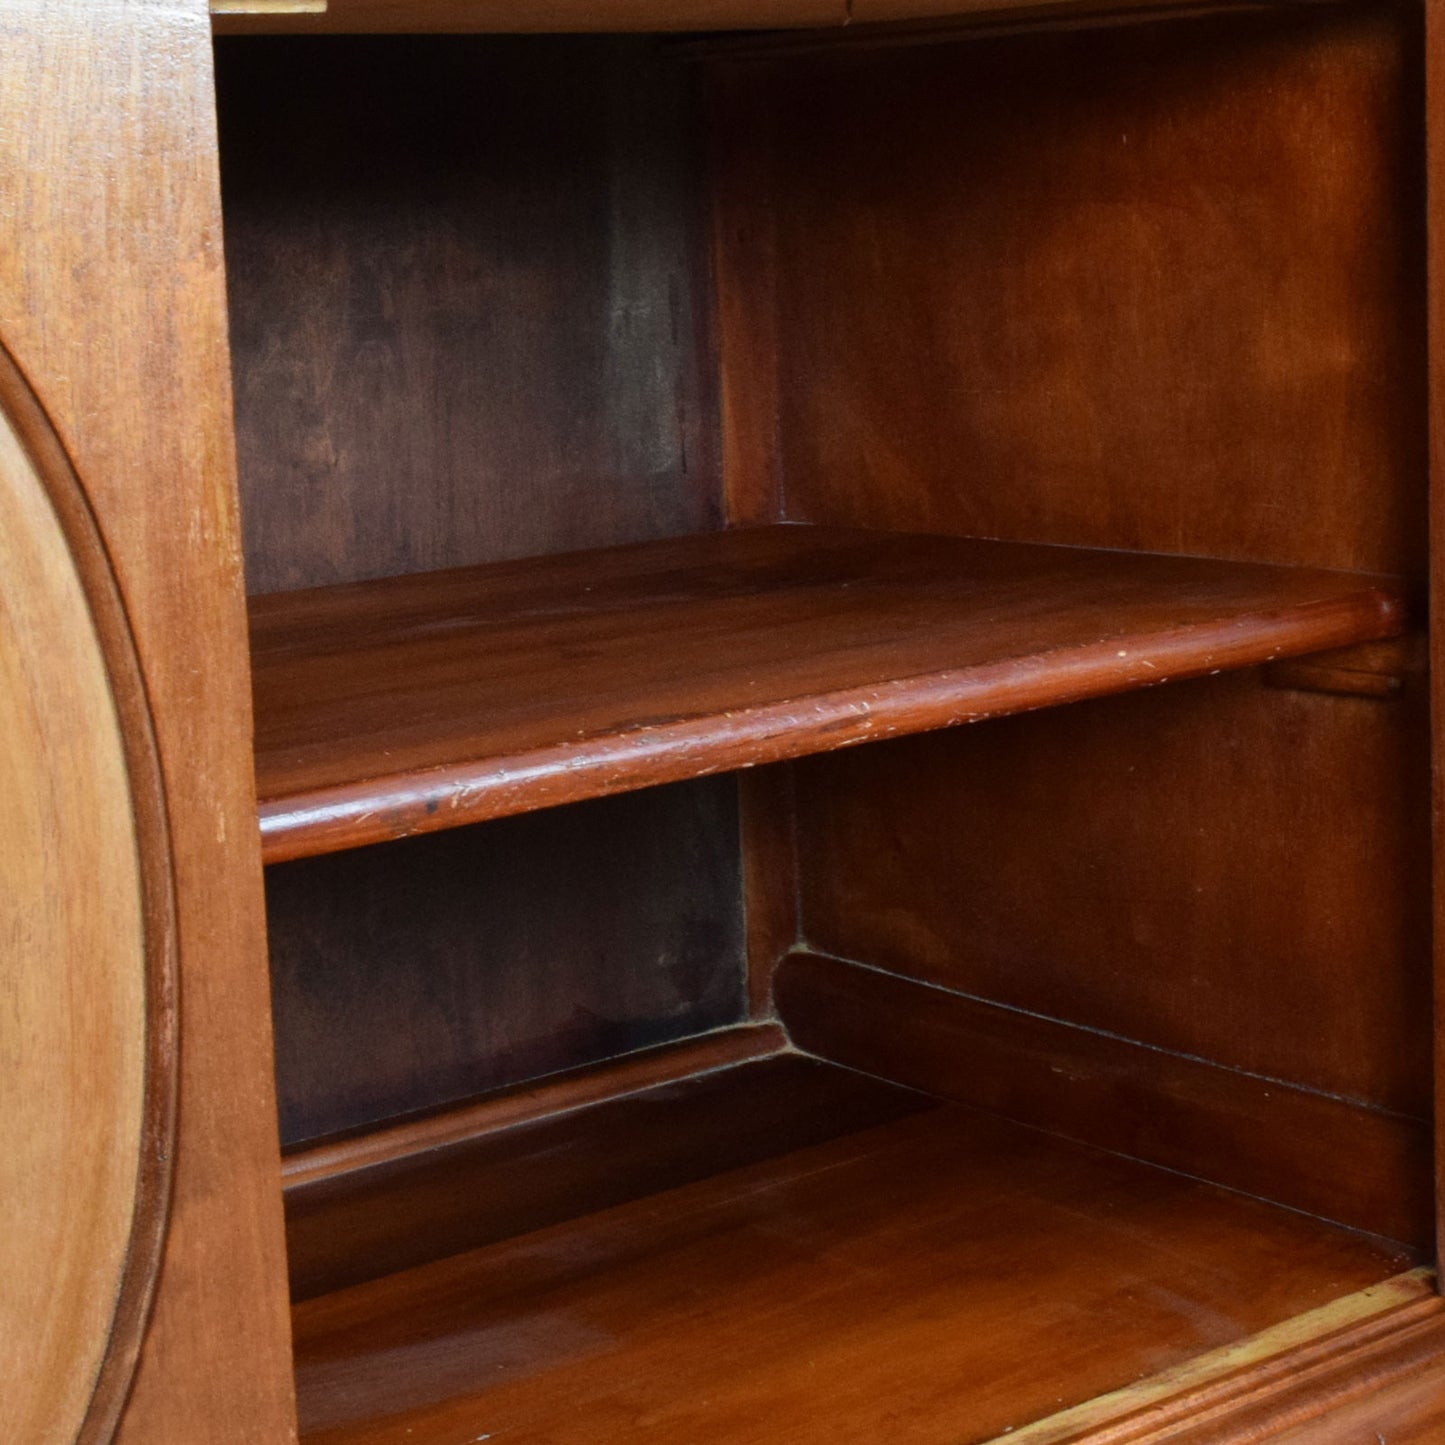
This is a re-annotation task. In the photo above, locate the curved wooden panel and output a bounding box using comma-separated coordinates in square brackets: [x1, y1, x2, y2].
[0, 349, 176, 1445]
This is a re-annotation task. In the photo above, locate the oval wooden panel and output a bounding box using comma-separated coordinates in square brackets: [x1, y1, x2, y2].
[0, 349, 177, 1444]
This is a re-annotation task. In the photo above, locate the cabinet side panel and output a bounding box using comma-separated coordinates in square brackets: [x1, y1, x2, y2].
[0, 3, 297, 1440]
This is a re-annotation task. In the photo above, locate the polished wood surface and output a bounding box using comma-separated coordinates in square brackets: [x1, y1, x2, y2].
[776, 951, 1432, 1246]
[265, 778, 744, 1144]
[0, 357, 164, 1444]
[739, 766, 800, 1014]
[285, 1049, 928, 1299]
[252, 524, 1402, 861]
[1426, 0, 1445, 1280]
[292, 1104, 1411, 1444]
[793, 670, 1432, 1120]
[1260, 1322, 1445, 1445]
[0, 4, 298, 1438]
[753, 5, 1425, 574]
[284, 1022, 786, 1186]
[1002, 1272, 1443, 1444]
[219, 36, 719, 596]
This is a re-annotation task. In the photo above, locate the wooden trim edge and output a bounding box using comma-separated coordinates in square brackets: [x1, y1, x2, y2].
[283, 1021, 788, 1189]
[775, 950, 1433, 1247]
[990, 1270, 1443, 1444]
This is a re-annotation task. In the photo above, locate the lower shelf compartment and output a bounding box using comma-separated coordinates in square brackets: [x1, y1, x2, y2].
[291, 1062, 1414, 1445]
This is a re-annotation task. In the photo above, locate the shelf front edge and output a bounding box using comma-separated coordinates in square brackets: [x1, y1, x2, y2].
[257, 586, 1403, 863]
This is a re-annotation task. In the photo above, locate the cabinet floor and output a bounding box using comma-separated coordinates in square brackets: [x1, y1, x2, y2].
[293, 1088, 1413, 1443]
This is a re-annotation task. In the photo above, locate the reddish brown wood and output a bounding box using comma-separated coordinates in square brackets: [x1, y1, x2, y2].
[1253, 1321, 1445, 1445]
[284, 1049, 929, 1300]
[291, 1105, 1411, 1445]
[775, 950, 1433, 1247]
[1427, 0, 1445, 1290]
[793, 669, 1432, 1120]
[753, 5, 1426, 575]
[284, 1022, 787, 1186]
[252, 524, 1403, 861]
[710, 62, 783, 529]
[1001, 1277, 1445, 1443]
[739, 766, 800, 1015]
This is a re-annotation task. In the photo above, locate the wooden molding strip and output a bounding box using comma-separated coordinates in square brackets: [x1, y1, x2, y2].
[251, 526, 1404, 863]
[283, 1020, 786, 1187]
[282, 1039, 930, 1301]
[775, 950, 1433, 1248]
[992, 1270, 1444, 1444]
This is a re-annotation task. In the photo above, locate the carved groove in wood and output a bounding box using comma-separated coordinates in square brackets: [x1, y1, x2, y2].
[0, 342, 178, 1445]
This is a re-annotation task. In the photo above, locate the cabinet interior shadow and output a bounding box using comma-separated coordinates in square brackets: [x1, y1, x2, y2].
[265, 778, 745, 1147]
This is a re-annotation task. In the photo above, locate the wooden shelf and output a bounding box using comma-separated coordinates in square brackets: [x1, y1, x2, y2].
[291, 1083, 1414, 1444]
[250, 524, 1404, 862]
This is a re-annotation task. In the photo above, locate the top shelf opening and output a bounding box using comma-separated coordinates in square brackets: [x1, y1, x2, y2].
[208, 0, 1246, 35]
[249, 524, 1404, 863]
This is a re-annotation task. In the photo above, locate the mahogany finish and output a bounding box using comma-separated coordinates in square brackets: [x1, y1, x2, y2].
[776, 950, 1433, 1247]
[1427, 0, 1445, 1272]
[793, 670, 1433, 1118]
[284, 1049, 929, 1300]
[8, 0, 1444, 1436]
[251, 524, 1403, 860]
[284, 1023, 787, 1187]
[291, 1104, 1411, 1445]
[752, 5, 1426, 574]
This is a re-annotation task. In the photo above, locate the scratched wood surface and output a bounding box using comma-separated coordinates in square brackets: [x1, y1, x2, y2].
[291, 1102, 1411, 1444]
[250, 524, 1403, 860]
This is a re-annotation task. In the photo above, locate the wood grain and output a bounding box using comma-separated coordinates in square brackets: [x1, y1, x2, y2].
[283, 1022, 787, 1186]
[218, 35, 721, 596]
[251, 524, 1404, 861]
[996, 1272, 1442, 1444]
[775, 950, 1433, 1247]
[265, 779, 745, 1145]
[0, 4, 298, 1439]
[739, 766, 799, 1015]
[758, 4, 1427, 575]
[1253, 1317, 1445, 1444]
[284, 1049, 929, 1299]
[292, 1105, 1411, 1444]
[0, 354, 169, 1445]
[793, 669, 1433, 1119]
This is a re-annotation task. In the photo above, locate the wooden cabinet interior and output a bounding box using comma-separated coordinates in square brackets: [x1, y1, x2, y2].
[216, 2, 1436, 1439]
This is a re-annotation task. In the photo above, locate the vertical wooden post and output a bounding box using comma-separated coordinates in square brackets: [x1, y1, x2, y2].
[0, 2, 298, 1438]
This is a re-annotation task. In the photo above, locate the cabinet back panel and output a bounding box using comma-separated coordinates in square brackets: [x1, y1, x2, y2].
[749, 3, 1425, 573]
[218, 35, 719, 595]
[265, 778, 744, 1148]
[796, 672, 1432, 1119]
